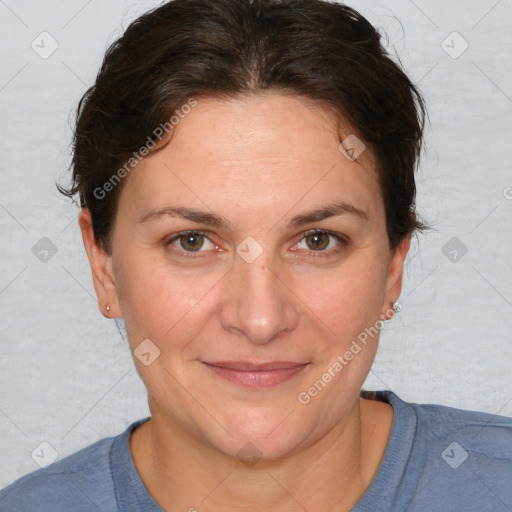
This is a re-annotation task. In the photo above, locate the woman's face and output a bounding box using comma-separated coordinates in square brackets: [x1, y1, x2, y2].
[82, 93, 408, 459]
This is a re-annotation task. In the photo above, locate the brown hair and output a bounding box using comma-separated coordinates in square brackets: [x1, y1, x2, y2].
[58, 0, 429, 253]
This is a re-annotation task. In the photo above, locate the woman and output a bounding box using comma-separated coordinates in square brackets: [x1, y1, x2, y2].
[1, 0, 510, 510]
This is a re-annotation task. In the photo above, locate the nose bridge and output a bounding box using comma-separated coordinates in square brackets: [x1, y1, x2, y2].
[220, 250, 299, 345]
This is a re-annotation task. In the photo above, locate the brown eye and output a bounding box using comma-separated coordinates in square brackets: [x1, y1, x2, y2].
[305, 232, 330, 251]
[179, 233, 205, 252]
[164, 231, 216, 256]
[292, 230, 350, 257]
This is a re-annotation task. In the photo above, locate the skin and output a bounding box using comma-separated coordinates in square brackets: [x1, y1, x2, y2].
[80, 93, 410, 511]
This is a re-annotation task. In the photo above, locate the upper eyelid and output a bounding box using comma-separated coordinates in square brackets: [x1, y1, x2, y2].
[302, 228, 348, 240]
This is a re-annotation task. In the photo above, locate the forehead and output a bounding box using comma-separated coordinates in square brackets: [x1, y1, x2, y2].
[166, 93, 373, 166]
[120, 93, 382, 224]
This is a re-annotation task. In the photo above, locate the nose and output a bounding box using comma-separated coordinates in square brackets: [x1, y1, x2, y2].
[219, 254, 300, 345]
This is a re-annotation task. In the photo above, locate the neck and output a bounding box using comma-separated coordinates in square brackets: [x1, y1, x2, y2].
[130, 395, 392, 511]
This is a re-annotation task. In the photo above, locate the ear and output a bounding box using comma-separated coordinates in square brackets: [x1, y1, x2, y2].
[380, 234, 411, 320]
[78, 209, 121, 319]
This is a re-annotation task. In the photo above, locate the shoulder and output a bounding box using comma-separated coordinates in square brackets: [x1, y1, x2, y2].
[388, 392, 512, 511]
[408, 395, 512, 456]
[381, 390, 512, 448]
[0, 427, 125, 512]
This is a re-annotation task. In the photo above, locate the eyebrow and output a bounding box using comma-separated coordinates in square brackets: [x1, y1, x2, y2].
[138, 206, 232, 230]
[287, 201, 368, 228]
[137, 201, 368, 229]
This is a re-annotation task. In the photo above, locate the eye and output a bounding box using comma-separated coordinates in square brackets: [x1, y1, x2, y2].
[292, 230, 349, 256]
[164, 230, 217, 256]
[164, 229, 349, 259]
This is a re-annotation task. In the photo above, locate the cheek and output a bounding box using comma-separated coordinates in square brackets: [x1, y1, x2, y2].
[114, 254, 225, 346]
[289, 256, 387, 343]
[115, 242, 388, 356]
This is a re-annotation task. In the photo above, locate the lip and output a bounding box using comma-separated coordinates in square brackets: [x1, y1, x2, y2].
[201, 361, 311, 388]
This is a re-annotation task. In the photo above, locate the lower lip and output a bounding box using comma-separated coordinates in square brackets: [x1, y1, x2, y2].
[202, 363, 310, 388]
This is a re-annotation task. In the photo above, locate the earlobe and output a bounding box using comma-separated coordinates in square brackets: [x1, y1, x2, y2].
[380, 235, 411, 321]
[78, 209, 121, 318]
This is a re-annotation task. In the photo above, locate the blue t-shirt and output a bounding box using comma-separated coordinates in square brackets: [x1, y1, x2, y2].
[1, 391, 511, 511]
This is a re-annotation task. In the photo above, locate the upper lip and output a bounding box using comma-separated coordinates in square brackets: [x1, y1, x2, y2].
[202, 361, 309, 371]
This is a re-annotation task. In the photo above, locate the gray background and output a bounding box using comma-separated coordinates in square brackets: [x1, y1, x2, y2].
[0, 0, 511, 487]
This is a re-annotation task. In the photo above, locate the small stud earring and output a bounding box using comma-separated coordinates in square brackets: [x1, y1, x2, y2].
[393, 301, 402, 313]
[106, 305, 111, 315]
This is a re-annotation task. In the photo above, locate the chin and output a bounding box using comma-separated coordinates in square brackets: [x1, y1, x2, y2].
[202, 408, 312, 463]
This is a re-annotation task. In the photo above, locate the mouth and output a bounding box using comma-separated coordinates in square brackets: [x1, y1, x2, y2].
[201, 361, 311, 388]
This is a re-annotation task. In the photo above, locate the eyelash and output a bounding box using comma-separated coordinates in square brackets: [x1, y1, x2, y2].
[164, 229, 350, 258]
